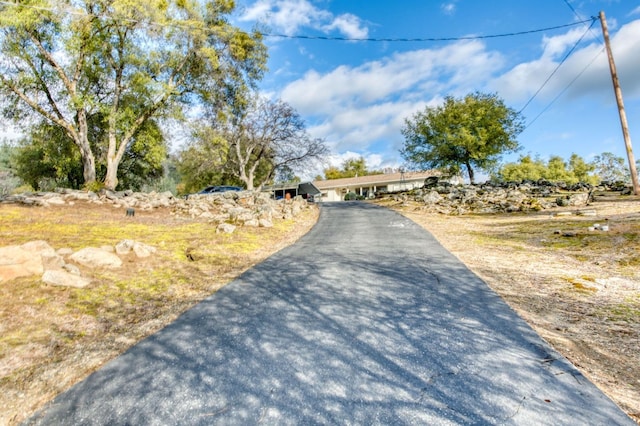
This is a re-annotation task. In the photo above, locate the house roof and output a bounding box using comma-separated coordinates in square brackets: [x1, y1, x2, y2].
[313, 171, 439, 190]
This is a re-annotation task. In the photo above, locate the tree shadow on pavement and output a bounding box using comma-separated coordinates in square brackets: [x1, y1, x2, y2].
[26, 202, 634, 425]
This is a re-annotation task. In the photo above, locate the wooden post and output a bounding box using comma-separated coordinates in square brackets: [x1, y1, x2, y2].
[600, 11, 640, 195]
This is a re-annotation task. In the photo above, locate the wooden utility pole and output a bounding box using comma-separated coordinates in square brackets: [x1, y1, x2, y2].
[599, 11, 640, 195]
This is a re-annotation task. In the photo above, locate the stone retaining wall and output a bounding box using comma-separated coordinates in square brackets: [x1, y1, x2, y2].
[381, 178, 608, 214]
[0, 188, 310, 227]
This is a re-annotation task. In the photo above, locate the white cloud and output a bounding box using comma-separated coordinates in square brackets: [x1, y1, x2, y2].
[490, 19, 640, 105]
[281, 40, 503, 116]
[541, 26, 597, 59]
[629, 6, 640, 16]
[277, 39, 507, 157]
[441, 3, 456, 16]
[240, 0, 368, 38]
[322, 13, 369, 39]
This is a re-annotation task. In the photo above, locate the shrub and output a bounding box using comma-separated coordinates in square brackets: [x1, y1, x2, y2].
[344, 192, 358, 201]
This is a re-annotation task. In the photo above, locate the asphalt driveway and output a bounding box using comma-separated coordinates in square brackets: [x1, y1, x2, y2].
[27, 202, 634, 425]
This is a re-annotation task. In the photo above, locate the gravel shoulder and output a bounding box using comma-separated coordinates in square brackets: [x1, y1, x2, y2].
[377, 195, 640, 422]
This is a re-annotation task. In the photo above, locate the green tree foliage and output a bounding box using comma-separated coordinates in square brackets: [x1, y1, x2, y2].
[323, 157, 381, 180]
[568, 153, 595, 183]
[274, 165, 301, 184]
[0, 0, 267, 190]
[590, 152, 630, 183]
[0, 140, 22, 194]
[176, 123, 232, 194]
[401, 92, 524, 183]
[13, 117, 167, 191]
[496, 155, 546, 182]
[496, 153, 598, 184]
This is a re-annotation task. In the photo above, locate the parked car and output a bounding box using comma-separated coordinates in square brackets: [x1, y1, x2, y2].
[198, 185, 242, 194]
[185, 185, 243, 199]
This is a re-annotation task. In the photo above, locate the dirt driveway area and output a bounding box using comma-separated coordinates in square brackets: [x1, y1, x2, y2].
[377, 194, 640, 422]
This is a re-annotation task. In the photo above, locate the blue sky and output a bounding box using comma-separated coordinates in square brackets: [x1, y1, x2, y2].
[234, 0, 640, 177]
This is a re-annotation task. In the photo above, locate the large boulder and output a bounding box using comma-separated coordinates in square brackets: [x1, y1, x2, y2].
[42, 269, 91, 288]
[0, 245, 44, 282]
[69, 247, 123, 269]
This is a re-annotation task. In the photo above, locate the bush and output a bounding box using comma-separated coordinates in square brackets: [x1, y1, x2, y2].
[344, 192, 358, 201]
[83, 181, 105, 193]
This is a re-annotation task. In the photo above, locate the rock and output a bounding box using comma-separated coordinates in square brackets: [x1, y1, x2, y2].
[63, 263, 81, 275]
[115, 240, 155, 257]
[115, 239, 135, 255]
[0, 246, 44, 282]
[44, 196, 65, 205]
[422, 191, 443, 204]
[42, 270, 91, 288]
[217, 223, 236, 234]
[259, 219, 273, 228]
[244, 219, 260, 227]
[132, 242, 156, 258]
[21, 240, 55, 254]
[20, 241, 65, 270]
[70, 247, 122, 269]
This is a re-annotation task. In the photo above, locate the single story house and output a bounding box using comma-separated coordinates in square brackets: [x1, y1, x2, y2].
[313, 171, 440, 202]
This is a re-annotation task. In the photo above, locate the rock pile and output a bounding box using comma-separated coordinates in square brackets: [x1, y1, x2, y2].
[0, 189, 312, 287]
[0, 240, 156, 287]
[0, 188, 310, 228]
[385, 178, 597, 214]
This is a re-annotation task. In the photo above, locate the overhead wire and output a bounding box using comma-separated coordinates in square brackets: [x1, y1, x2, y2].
[562, 0, 603, 44]
[517, 16, 598, 115]
[0, 0, 596, 43]
[523, 47, 605, 131]
[259, 18, 597, 42]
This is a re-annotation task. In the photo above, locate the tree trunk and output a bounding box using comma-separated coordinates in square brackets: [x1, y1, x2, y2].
[104, 157, 119, 190]
[80, 144, 97, 185]
[75, 111, 97, 185]
[466, 162, 475, 184]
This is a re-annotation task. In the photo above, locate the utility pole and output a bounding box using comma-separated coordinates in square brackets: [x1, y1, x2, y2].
[599, 11, 639, 195]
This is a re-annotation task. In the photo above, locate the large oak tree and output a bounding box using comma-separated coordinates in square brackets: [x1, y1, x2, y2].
[0, 0, 267, 190]
[401, 92, 524, 184]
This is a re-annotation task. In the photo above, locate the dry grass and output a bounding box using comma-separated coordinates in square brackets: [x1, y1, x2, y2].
[376, 193, 640, 422]
[0, 201, 319, 425]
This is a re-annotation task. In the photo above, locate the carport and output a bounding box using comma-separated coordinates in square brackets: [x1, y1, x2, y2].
[265, 182, 321, 200]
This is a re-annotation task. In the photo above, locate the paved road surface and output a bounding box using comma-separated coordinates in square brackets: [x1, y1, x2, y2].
[27, 202, 633, 425]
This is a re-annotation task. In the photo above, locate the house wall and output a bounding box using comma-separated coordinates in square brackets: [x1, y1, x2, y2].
[318, 178, 426, 202]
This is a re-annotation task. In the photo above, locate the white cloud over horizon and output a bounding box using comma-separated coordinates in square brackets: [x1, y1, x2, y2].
[239, 0, 369, 38]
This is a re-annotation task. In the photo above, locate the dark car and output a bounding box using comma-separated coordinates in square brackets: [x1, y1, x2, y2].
[185, 185, 243, 199]
[198, 185, 243, 194]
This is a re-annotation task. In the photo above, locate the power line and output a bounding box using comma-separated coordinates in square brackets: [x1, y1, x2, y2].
[0, 0, 596, 43]
[523, 47, 605, 131]
[518, 17, 597, 114]
[562, 0, 603, 44]
[260, 18, 597, 43]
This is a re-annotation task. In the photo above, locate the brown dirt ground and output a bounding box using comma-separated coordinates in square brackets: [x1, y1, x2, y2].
[375, 193, 640, 423]
[0, 201, 319, 425]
